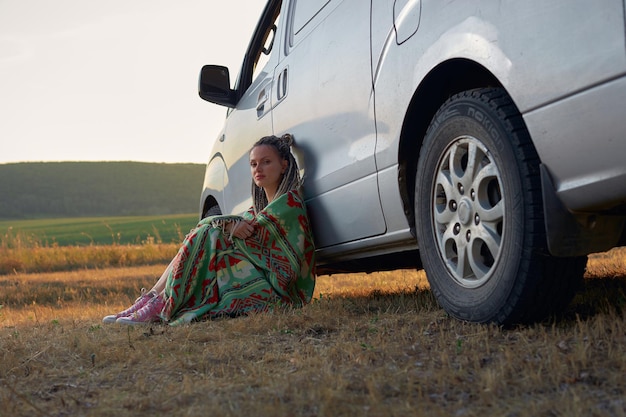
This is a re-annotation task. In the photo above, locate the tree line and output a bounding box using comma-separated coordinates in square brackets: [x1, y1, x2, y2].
[0, 161, 206, 219]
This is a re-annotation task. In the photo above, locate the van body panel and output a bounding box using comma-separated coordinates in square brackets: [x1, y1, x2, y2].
[272, 0, 386, 248]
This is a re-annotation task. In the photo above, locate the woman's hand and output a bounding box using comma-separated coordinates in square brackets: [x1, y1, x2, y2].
[230, 220, 256, 240]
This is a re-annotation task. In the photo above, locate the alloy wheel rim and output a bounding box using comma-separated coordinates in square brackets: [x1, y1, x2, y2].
[432, 136, 505, 288]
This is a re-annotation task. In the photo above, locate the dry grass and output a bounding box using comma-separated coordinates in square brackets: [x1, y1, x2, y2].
[0, 243, 179, 275]
[1, 248, 626, 416]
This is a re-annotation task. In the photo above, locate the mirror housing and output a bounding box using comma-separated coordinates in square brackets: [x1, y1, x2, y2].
[198, 65, 237, 107]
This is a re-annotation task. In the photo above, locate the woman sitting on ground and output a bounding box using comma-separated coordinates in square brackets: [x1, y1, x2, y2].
[103, 134, 316, 326]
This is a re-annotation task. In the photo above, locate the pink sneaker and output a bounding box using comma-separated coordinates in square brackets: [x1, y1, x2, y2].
[102, 288, 156, 324]
[116, 294, 165, 325]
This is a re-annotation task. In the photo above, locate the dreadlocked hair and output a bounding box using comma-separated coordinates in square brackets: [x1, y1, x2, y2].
[251, 133, 302, 214]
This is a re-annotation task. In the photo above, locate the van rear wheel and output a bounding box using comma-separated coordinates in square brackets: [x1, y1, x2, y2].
[415, 88, 586, 325]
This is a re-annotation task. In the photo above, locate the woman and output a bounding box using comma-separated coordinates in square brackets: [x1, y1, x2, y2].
[103, 134, 316, 326]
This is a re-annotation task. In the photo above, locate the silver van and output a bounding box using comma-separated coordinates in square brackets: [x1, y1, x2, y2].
[197, 0, 626, 324]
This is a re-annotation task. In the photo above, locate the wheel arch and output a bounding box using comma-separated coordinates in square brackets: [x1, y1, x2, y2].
[201, 195, 221, 219]
[397, 58, 503, 231]
[199, 154, 226, 219]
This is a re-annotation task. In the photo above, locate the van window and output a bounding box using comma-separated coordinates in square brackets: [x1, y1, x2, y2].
[236, 2, 282, 94]
[292, 0, 331, 36]
[252, 14, 280, 81]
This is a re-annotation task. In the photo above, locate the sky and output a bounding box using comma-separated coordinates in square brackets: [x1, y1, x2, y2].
[0, 0, 267, 165]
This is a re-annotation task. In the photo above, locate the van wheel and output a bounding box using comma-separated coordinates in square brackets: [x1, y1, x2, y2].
[203, 204, 222, 218]
[415, 88, 586, 325]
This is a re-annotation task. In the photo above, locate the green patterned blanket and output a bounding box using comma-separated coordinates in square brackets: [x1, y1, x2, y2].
[161, 189, 316, 325]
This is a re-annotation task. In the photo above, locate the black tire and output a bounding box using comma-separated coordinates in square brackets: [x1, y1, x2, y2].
[415, 88, 586, 325]
[203, 204, 222, 218]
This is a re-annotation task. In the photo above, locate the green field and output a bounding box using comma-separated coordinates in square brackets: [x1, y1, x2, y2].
[0, 214, 199, 247]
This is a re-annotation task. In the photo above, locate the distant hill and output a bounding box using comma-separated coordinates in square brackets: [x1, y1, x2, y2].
[0, 161, 206, 219]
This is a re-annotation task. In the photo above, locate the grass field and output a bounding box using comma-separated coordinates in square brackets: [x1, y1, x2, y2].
[1, 248, 626, 416]
[0, 215, 198, 274]
[0, 214, 199, 247]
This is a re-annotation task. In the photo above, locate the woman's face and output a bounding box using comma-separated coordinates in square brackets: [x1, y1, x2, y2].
[249, 144, 288, 198]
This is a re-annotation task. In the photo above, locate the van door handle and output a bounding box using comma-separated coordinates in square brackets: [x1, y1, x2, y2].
[277, 68, 288, 100]
[256, 88, 269, 115]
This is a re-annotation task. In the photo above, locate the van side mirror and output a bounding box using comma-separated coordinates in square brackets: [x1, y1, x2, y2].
[198, 65, 237, 107]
